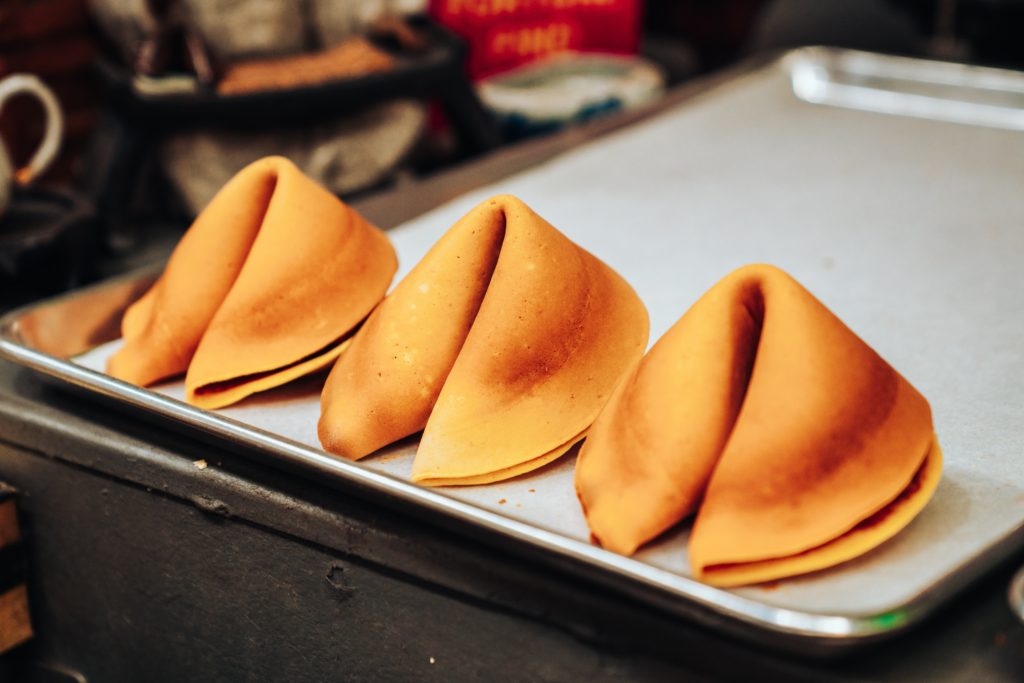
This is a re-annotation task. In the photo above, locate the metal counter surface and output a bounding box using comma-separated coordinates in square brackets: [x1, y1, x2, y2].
[0, 343, 1023, 680]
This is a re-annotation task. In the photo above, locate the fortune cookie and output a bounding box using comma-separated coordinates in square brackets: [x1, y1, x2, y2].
[108, 156, 397, 409]
[575, 264, 940, 587]
[319, 195, 649, 485]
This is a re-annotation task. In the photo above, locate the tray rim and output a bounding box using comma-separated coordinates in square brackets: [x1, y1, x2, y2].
[5, 267, 1024, 657]
[5, 46, 1024, 654]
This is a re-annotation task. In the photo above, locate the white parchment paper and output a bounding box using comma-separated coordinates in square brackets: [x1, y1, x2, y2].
[77, 62, 1024, 617]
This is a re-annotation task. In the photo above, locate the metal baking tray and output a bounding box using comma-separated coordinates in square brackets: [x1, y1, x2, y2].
[3, 47, 1024, 655]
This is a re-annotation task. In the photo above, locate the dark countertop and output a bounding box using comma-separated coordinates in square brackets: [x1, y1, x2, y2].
[1, 313, 1023, 681]
[1, 64, 1023, 681]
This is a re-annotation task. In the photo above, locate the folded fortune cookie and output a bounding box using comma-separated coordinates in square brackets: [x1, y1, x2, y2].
[107, 156, 397, 409]
[575, 264, 940, 587]
[319, 195, 649, 485]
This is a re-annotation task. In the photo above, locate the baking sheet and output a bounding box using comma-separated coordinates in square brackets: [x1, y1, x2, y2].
[2, 50, 1021, 649]
[74, 51, 1024, 618]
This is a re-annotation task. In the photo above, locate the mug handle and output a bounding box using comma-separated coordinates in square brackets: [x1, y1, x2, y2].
[0, 74, 64, 185]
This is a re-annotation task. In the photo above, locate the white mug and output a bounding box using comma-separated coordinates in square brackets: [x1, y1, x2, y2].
[0, 73, 64, 217]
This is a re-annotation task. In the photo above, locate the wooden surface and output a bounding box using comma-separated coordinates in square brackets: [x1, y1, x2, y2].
[0, 487, 31, 655]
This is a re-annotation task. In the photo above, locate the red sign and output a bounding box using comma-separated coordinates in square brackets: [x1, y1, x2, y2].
[430, 0, 643, 80]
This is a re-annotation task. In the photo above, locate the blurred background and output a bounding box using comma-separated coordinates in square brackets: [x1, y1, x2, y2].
[1, 0, 1022, 310]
